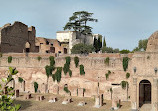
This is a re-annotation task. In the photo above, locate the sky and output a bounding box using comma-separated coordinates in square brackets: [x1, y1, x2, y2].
[0, 0, 158, 50]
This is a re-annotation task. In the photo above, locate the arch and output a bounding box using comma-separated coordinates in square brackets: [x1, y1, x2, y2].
[64, 48, 67, 54]
[25, 42, 31, 53]
[139, 79, 151, 107]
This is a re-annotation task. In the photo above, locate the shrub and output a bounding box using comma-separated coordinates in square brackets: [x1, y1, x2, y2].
[8, 56, 12, 63]
[18, 77, 23, 83]
[74, 56, 79, 67]
[63, 56, 71, 75]
[37, 56, 42, 61]
[49, 56, 55, 66]
[120, 49, 130, 54]
[102, 47, 119, 53]
[105, 70, 111, 80]
[104, 57, 109, 66]
[34, 82, 38, 93]
[0, 67, 21, 111]
[71, 43, 94, 54]
[64, 86, 70, 93]
[52, 67, 62, 83]
[121, 81, 128, 89]
[80, 65, 85, 75]
[126, 72, 130, 79]
[122, 57, 129, 71]
[69, 70, 72, 77]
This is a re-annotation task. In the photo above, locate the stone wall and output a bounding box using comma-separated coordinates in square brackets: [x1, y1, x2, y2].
[0, 22, 38, 53]
[0, 53, 131, 101]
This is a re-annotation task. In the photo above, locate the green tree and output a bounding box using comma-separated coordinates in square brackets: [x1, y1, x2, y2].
[71, 43, 94, 54]
[120, 49, 131, 54]
[0, 67, 21, 111]
[132, 39, 148, 52]
[102, 47, 119, 53]
[63, 11, 98, 43]
[103, 37, 106, 47]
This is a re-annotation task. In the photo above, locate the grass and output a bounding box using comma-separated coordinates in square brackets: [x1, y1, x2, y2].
[14, 93, 131, 111]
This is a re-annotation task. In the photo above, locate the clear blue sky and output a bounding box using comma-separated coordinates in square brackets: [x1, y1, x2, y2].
[0, 0, 158, 50]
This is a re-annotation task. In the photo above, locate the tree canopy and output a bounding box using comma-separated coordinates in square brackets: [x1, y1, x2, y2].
[133, 39, 148, 52]
[63, 11, 98, 35]
[71, 43, 94, 54]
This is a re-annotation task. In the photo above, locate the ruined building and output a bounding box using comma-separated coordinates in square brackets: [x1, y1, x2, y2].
[0, 21, 39, 53]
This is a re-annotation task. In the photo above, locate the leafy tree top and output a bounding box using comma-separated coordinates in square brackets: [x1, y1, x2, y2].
[63, 11, 98, 35]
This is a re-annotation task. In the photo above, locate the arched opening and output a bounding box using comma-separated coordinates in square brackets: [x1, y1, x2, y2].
[25, 42, 30, 53]
[139, 80, 151, 107]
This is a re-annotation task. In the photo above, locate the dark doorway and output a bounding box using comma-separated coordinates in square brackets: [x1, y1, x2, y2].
[64, 48, 67, 54]
[26, 48, 30, 53]
[139, 80, 151, 107]
[50, 47, 55, 53]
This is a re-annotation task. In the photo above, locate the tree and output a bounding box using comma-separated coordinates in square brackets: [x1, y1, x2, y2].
[63, 11, 98, 43]
[0, 67, 21, 111]
[101, 47, 119, 53]
[132, 39, 148, 52]
[93, 35, 102, 53]
[103, 37, 106, 47]
[71, 43, 94, 54]
[120, 49, 131, 54]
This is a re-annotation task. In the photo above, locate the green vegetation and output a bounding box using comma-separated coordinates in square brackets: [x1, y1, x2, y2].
[93, 35, 102, 52]
[63, 11, 98, 43]
[126, 72, 130, 79]
[69, 70, 72, 77]
[52, 67, 62, 83]
[120, 49, 130, 54]
[122, 57, 129, 71]
[34, 82, 38, 93]
[0, 67, 21, 111]
[105, 70, 111, 80]
[133, 39, 148, 52]
[102, 47, 119, 53]
[103, 37, 106, 47]
[49, 56, 55, 66]
[18, 77, 23, 83]
[74, 56, 79, 67]
[8, 56, 12, 63]
[64, 86, 70, 93]
[71, 43, 94, 54]
[117, 103, 120, 108]
[83, 88, 86, 93]
[121, 81, 128, 89]
[104, 57, 110, 66]
[80, 64, 85, 75]
[63, 56, 71, 76]
[37, 56, 42, 61]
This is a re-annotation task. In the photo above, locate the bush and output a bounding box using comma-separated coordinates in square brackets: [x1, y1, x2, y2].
[69, 70, 72, 77]
[0, 67, 21, 111]
[37, 56, 42, 61]
[63, 56, 71, 75]
[80, 65, 85, 75]
[102, 47, 119, 53]
[71, 43, 94, 54]
[104, 57, 110, 66]
[8, 56, 12, 63]
[121, 81, 128, 89]
[126, 72, 130, 79]
[18, 77, 23, 83]
[120, 49, 130, 54]
[74, 56, 79, 67]
[64, 86, 70, 93]
[52, 67, 62, 83]
[122, 57, 129, 71]
[105, 70, 111, 80]
[34, 82, 38, 93]
[49, 56, 55, 66]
